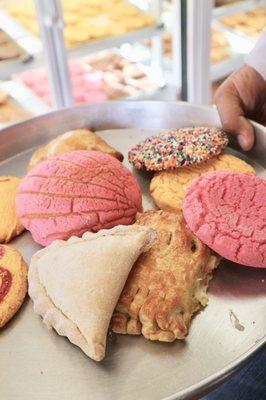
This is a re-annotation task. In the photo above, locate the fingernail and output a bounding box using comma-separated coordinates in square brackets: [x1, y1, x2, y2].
[238, 135, 251, 151]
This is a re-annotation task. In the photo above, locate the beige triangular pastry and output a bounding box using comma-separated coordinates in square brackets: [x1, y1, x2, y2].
[28, 225, 157, 361]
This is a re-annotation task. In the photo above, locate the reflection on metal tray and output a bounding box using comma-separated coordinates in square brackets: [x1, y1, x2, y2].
[0, 102, 265, 400]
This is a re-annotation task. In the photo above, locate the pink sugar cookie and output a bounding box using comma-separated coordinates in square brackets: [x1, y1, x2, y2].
[16, 150, 142, 246]
[183, 171, 266, 268]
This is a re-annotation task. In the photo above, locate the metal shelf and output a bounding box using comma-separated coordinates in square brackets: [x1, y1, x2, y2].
[67, 24, 164, 59]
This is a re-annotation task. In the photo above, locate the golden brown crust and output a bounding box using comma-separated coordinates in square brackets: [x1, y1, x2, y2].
[112, 211, 220, 341]
[0, 245, 28, 328]
[0, 176, 25, 243]
[28, 128, 123, 170]
[150, 153, 255, 213]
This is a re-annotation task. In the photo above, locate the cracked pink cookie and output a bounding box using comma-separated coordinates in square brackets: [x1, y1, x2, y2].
[16, 150, 142, 246]
[183, 171, 266, 268]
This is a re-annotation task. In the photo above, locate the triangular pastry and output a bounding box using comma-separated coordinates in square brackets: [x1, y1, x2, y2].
[28, 225, 157, 361]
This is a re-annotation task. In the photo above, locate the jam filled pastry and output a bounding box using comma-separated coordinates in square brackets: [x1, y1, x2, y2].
[0, 245, 28, 328]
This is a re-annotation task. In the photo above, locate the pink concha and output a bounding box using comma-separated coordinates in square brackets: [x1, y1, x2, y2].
[16, 150, 142, 246]
[183, 171, 266, 268]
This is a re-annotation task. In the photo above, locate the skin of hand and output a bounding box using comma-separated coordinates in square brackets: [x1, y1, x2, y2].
[215, 64, 266, 151]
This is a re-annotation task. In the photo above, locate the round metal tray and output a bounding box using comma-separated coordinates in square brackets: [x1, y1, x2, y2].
[0, 101, 265, 400]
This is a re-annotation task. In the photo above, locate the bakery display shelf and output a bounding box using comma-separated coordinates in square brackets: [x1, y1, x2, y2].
[0, 50, 33, 75]
[163, 52, 244, 82]
[0, 8, 41, 53]
[212, 0, 265, 18]
[0, 79, 49, 128]
[212, 0, 265, 47]
[65, 23, 164, 60]
[213, 18, 259, 51]
[210, 51, 245, 81]
[0, 6, 163, 59]
[0, 5, 164, 80]
[13, 50, 166, 109]
[14, 75, 166, 109]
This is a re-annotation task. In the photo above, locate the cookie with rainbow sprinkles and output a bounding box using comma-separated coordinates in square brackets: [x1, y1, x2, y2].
[128, 127, 228, 171]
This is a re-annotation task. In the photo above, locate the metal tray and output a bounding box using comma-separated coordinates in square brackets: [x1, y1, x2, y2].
[0, 101, 265, 400]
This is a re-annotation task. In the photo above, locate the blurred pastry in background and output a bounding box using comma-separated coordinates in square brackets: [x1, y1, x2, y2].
[0, 29, 25, 61]
[145, 28, 231, 63]
[215, 0, 238, 6]
[5, 0, 155, 48]
[0, 91, 30, 123]
[18, 52, 158, 105]
[211, 28, 231, 63]
[220, 7, 266, 37]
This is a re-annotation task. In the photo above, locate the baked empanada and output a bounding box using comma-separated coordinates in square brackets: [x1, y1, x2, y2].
[28, 128, 123, 170]
[112, 211, 220, 341]
[28, 225, 157, 361]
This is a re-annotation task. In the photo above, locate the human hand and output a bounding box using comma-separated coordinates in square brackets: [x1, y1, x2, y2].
[215, 64, 266, 151]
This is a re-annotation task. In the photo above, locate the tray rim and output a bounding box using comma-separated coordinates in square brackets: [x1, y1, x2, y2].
[0, 100, 265, 400]
[1, 99, 265, 131]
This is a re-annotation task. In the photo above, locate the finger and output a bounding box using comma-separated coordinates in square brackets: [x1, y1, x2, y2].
[215, 84, 255, 151]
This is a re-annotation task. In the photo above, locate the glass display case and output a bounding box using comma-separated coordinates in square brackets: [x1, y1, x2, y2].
[0, 0, 265, 123]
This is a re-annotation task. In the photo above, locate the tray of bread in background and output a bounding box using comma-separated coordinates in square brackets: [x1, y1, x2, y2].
[0, 79, 49, 127]
[219, 5, 266, 39]
[15, 49, 165, 106]
[0, 90, 30, 124]
[0, 102, 265, 400]
[151, 28, 233, 64]
[2, 0, 158, 50]
[213, 0, 266, 44]
[0, 28, 31, 63]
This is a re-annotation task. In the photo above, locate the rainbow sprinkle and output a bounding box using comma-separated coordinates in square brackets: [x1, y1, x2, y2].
[128, 127, 229, 171]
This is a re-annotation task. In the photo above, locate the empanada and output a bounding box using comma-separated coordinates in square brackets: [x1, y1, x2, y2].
[112, 211, 220, 341]
[28, 128, 123, 170]
[28, 225, 157, 361]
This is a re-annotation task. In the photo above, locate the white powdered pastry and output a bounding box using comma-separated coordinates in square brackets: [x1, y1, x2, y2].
[28, 224, 157, 361]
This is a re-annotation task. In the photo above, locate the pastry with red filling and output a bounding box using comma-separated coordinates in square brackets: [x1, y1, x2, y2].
[0, 245, 28, 328]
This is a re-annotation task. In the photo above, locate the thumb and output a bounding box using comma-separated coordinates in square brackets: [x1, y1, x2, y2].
[236, 116, 255, 151]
